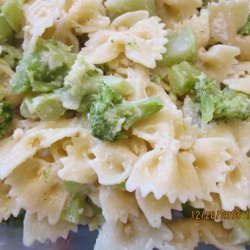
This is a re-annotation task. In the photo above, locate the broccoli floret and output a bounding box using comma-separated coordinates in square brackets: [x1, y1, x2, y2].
[0, 101, 13, 138]
[89, 83, 164, 142]
[167, 61, 250, 123]
[194, 75, 250, 123]
[238, 15, 250, 36]
[62, 54, 132, 111]
[10, 38, 76, 94]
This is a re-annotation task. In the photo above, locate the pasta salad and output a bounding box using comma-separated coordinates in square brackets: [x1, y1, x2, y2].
[0, 0, 250, 249]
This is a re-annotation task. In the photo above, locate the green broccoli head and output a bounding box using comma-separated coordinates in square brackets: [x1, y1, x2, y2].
[238, 15, 250, 36]
[194, 74, 250, 123]
[0, 101, 13, 138]
[89, 83, 164, 142]
[10, 38, 76, 94]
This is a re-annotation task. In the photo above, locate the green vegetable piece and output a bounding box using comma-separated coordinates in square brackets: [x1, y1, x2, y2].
[0, 15, 14, 44]
[194, 75, 250, 123]
[89, 83, 163, 142]
[20, 94, 66, 121]
[105, 0, 156, 19]
[238, 15, 250, 36]
[231, 212, 250, 244]
[0, 44, 22, 68]
[168, 61, 201, 96]
[10, 38, 76, 94]
[158, 27, 197, 67]
[0, 101, 13, 138]
[1, 0, 24, 32]
[62, 181, 88, 224]
[62, 54, 132, 111]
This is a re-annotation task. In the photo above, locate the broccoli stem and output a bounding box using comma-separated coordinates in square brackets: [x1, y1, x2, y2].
[0, 15, 14, 44]
[107, 96, 164, 130]
[158, 27, 197, 67]
[1, 0, 24, 32]
[168, 61, 201, 96]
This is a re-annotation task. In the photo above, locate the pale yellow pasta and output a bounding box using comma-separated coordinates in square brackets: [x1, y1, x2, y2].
[88, 139, 140, 185]
[23, 213, 77, 247]
[135, 190, 182, 228]
[99, 186, 139, 223]
[0, 182, 20, 222]
[208, 0, 250, 60]
[0, 119, 82, 180]
[5, 158, 67, 224]
[23, 0, 65, 52]
[81, 11, 168, 68]
[94, 213, 173, 250]
[58, 133, 97, 184]
[197, 45, 240, 81]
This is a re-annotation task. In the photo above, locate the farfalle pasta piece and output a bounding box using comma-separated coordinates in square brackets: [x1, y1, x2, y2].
[81, 11, 168, 68]
[0, 181, 20, 222]
[197, 45, 240, 81]
[94, 213, 173, 250]
[132, 83, 182, 147]
[23, 213, 77, 247]
[66, 0, 110, 34]
[167, 219, 243, 250]
[161, 0, 202, 20]
[88, 139, 140, 185]
[135, 190, 182, 228]
[99, 186, 139, 223]
[58, 132, 97, 184]
[23, 0, 65, 51]
[223, 62, 250, 95]
[126, 144, 203, 202]
[174, 9, 210, 48]
[5, 158, 68, 225]
[0, 119, 83, 180]
[208, 0, 250, 60]
[192, 137, 239, 201]
[218, 150, 250, 211]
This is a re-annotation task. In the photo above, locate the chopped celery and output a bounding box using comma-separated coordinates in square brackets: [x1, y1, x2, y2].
[1, 0, 24, 32]
[10, 39, 75, 94]
[105, 0, 156, 19]
[158, 27, 197, 67]
[0, 15, 14, 44]
[20, 94, 66, 121]
[168, 61, 201, 96]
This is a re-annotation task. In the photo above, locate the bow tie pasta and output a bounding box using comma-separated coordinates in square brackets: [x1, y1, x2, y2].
[0, 0, 250, 249]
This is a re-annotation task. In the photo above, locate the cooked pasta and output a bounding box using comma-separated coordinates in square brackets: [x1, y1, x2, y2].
[0, 0, 250, 249]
